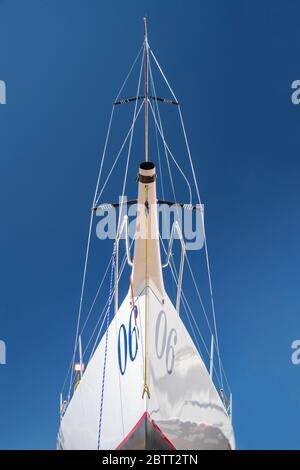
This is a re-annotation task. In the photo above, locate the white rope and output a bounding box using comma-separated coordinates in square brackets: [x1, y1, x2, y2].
[94, 44, 144, 205]
[148, 56, 192, 204]
[149, 48, 178, 103]
[67, 108, 115, 400]
[93, 45, 143, 210]
[85, 51, 145, 370]
[159, 233, 200, 352]
[169, 253, 223, 387]
[148, 53, 192, 315]
[159, 233, 224, 386]
[65, 247, 129, 397]
[118, 48, 144, 231]
[148, 57, 168, 251]
[149, 69, 165, 202]
[148, 61, 182, 311]
[95, 100, 145, 205]
[86, 301, 110, 363]
[221, 361, 232, 396]
[66, 45, 144, 399]
[60, 257, 111, 394]
[61, 356, 75, 397]
[149, 52, 202, 363]
[114, 44, 144, 103]
[160, 234, 225, 388]
[148, 50, 186, 252]
[178, 105, 224, 390]
[181, 288, 223, 388]
[79, 257, 113, 337]
[185, 253, 215, 342]
[86, 239, 133, 363]
[148, 55, 177, 207]
[149, 46, 224, 389]
[149, 55, 186, 302]
[83, 53, 143, 396]
[68, 206, 95, 398]
[148, 100, 192, 204]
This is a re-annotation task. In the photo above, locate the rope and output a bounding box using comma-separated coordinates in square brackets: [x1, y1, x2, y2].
[149, 48, 177, 104]
[185, 253, 215, 343]
[62, 223, 133, 397]
[114, 44, 144, 105]
[178, 105, 224, 390]
[149, 64, 179, 300]
[66, 246, 128, 395]
[149, 46, 224, 390]
[67, 46, 144, 400]
[148, 56, 192, 204]
[148, 51, 191, 306]
[95, 100, 145, 205]
[159, 233, 223, 389]
[79, 258, 113, 337]
[68, 207, 95, 399]
[117, 47, 145, 232]
[86, 236, 135, 364]
[148, 100, 192, 204]
[97, 244, 116, 450]
[85, 244, 130, 362]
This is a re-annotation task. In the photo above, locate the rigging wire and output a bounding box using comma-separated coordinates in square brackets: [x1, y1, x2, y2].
[148, 57, 178, 297]
[148, 50, 223, 397]
[78, 49, 144, 395]
[185, 253, 216, 344]
[178, 104, 224, 390]
[66, 44, 144, 400]
[95, 100, 145, 206]
[147, 56, 192, 204]
[60, 256, 112, 395]
[149, 49, 210, 368]
[117, 47, 145, 232]
[86, 238, 134, 363]
[148, 100, 192, 204]
[79, 257, 113, 337]
[148, 54, 186, 301]
[159, 233, 201, 352]
[159, 233, 224, 389]
[147, 52, 180, 212]
[61, 252, 119, 395]
[148, 51, 209, 359]
[149, 46, 224, 389]
[66, 244, 132, 395]
[114, 44, 144, 106]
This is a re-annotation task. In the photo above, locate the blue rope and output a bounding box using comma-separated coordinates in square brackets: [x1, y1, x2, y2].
[97, 243, 116, 450]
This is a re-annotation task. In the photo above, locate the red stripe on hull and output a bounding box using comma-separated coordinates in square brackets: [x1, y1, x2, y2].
[116, 412, 176, 450]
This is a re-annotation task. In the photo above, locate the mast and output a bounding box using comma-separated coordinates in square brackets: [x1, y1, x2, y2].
[144, 16, 149, 162]
[143, 16, 149, 400]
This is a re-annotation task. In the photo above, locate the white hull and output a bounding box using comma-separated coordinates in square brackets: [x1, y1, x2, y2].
[58, 284, 235, 450]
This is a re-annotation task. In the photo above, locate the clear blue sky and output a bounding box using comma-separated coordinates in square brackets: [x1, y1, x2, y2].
[1, 0, 300, 450]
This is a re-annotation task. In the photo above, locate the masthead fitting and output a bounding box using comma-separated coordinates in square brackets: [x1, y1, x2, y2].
[143, 16, 148, 42]
[138, 161, 156, 184]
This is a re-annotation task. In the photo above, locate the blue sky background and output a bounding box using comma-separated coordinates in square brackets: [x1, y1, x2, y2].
[1, 0, 300, 450]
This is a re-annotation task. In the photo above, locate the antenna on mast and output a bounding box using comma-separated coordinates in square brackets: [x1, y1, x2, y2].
[143, 16, 149, 163]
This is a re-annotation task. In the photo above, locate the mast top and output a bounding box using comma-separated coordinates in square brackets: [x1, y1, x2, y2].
[143, 16, 148, 44]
